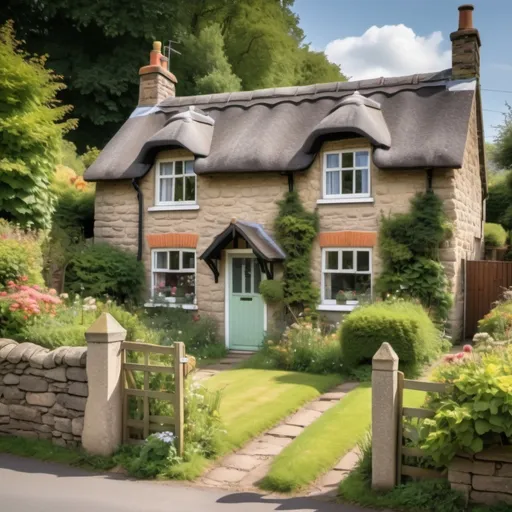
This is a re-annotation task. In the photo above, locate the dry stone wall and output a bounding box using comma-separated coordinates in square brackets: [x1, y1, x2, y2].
[449, 448, 512, 506]
[0, 339, 87, 447]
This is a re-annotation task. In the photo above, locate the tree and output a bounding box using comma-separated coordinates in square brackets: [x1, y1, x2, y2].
[2, 0, 346, 150]
[494, 104, 512, 170]
[0, 22, 74, 230]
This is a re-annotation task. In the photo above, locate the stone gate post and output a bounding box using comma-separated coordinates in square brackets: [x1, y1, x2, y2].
[371, 342, 399, 490]
[82, 313, 126, 456]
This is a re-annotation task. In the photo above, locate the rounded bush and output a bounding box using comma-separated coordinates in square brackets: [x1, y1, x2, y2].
[484, 222, 507, 248]
[65, 243, 145, 303]
[259, 280, 284, 304]
[340, 301, 442, 370]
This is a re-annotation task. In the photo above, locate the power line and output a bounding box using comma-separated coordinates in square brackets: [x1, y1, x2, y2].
[482, 88, 512, 94]
[483, 108, 506, 115]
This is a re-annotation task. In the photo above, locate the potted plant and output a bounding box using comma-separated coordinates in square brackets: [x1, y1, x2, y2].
[336, 290, 358, 305]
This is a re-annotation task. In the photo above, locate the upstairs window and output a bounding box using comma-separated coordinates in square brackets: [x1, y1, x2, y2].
[156, 159, 196, 205]
[323, 150, 370, 199]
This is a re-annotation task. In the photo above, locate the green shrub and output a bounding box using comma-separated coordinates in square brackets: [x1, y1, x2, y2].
[486, 173, 512, 225]
[421, 346, 512, 464]
[484, 222, 508, 247]
[252, 321, 343, 374]
[0, 221, 44, 285]
[341, 301, 444, 372]
[65, 243, 145, 303]
[259, 280, 284, 304]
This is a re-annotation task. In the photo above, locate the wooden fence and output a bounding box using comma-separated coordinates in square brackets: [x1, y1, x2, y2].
[465, 260, 512, 339]
[396, 373, 450, 483]
[121, 341, 187, 455]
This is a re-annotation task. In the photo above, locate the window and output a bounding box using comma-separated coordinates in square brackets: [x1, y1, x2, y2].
[323, 150, 370, 199]
[152, 249, 196, 304]
[232, 258, 262, 295]
[156, 159, 196, 205]
[322, 248, 372, 306]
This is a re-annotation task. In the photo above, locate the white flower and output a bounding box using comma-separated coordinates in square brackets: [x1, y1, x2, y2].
[178, 330, 182, 335]
[60, 293, 69, 299]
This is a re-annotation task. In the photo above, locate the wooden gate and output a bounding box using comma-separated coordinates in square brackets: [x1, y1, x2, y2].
[122, 341, 187, 455]
[465, 260, 512, 339]
[396, 372, 450, 483]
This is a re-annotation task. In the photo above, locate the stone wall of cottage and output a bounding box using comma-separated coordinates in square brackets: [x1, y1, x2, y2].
[0, 339, 87, 447]
[449, 448, 512, 506]
[94, 115, 483, 339]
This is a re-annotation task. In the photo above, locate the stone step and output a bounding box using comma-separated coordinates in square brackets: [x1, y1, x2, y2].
[286, 409, 322, 427]
[305, 400, 336, 412]
[222, 454, 262, 472]
[267, 424, 304, 438]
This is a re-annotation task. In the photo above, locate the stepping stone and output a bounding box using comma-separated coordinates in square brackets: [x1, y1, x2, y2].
[223, 454, 262, 472]
[239, 441, 283, 456]
[319, 391, 346, 401]
[306, 400, 336, 412]
[239, 459, 273, 488]
[206, 467, 247, 483]
[317, 469, 349, 489]
[286, 409, 322, 427]
[335, 447, 361, 471]
[336, 382, 359, 392]
[260, 435, 292, 447]
[267, 424, 303, 438]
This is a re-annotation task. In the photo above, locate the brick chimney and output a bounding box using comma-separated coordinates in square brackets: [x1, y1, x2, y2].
[450, 4, 481, 80]
[138, 41, 177, 106]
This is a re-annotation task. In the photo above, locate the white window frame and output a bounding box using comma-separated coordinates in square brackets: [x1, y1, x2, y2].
[150, 248, 196, 303]
[322, 149, 371, 201]
[154, 158, 197, 207]
[319, 247, 372, 311]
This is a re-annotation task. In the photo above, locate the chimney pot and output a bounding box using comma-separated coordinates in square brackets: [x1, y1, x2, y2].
[458, 4, 474, 30]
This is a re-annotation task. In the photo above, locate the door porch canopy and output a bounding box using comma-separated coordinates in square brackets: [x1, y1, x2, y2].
[200, 220, 286, 283]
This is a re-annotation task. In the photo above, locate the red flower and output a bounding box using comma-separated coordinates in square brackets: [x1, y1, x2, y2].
[0, 291, 7, 297]
[20, 275, 28, 282]
[444, 354, 455, 363]
[456, 352, 465, 360]
[463, 344, 473, 353]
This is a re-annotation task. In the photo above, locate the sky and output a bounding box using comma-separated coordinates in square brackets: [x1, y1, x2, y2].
[293, 0, 511, 142]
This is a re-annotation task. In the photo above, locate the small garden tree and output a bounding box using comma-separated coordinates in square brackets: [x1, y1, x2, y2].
[0, 21, 74, 229]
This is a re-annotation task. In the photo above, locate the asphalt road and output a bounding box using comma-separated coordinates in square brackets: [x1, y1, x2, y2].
[0, 454, 372, 512]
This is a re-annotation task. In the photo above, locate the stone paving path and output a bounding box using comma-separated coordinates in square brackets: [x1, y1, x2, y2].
[199, 381, 359, 491]
[193, 351, 253, 383]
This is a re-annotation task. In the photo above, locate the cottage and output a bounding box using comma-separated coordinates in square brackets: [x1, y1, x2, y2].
[85, 4, 485, 348]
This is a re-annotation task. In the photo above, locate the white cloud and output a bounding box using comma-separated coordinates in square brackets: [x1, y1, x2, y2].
[325, 25, 451, 81]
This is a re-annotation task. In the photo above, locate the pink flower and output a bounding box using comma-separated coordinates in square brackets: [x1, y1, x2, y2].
[456, 352, 465, 360]
[6, 281, 15, 288]
[0, 291, 7, 297]
[463, 344, 473, 353]
[171, 286, 177, 296]
[32, 285, 40, 291]
[20, 275, 28, 282]
[48, 288, 57, 296]
[444, 354, 455, 363]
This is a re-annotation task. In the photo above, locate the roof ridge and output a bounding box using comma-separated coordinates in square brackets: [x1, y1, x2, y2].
[161, 69, 451, 108]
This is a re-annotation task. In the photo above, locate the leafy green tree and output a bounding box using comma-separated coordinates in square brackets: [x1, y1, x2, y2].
[494, 104, 512, 170]
[2, 0, 346, 150]
[0, 22, 74, 230]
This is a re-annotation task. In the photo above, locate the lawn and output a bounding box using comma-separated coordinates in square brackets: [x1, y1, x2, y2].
[204, 368, 343, 453]
[260, 385, 427, 493]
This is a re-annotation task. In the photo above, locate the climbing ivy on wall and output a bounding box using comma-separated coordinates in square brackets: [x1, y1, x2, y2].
[275, 191, 319, 311]
[376, 192, 453, 323]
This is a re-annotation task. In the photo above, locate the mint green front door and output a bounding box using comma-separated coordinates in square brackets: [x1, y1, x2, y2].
[228, 255, 265, 351]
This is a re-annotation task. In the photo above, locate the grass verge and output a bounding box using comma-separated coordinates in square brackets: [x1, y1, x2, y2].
[260, 385, 428, 493]
[205, 368, 343, 453]
[0, 435, 115, 471]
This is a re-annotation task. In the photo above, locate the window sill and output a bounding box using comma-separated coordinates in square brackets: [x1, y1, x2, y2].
[144, 302, 198, 310]
[317, 304, 357, 312]
[317, 198, 374, 205]
[148, 204, 200, 212]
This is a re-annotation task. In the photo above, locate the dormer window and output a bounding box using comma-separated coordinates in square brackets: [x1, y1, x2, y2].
[155, 158, 197, 206]
[323, 149, 370, 200]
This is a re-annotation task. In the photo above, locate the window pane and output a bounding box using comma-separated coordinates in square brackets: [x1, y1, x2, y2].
[174, 176, 184, 201]
[324, 273, 356, 300]
[355, 151, 369, 168]
[357, 251, 370, 272]
[185, 161, 195, 175]
[232, 258, 242, 293]
[159, 178, 173, 202]
[326, 154, 340, 168]
[185, 176, 195, 201]
[355, 274, 371, 295]
[175, 161, 183, 175]
[244, 258, 253, 293]
[153, 272, 195, 303]
[325, 250, 339, 270]
[160, 163, 173, 176]
[169, 251, 179, 270]
[342, 251, 354, 270]
[177, 272, 195, 302]
[342, 152, 353, 168]
[155, 252, 167, 269]
[182, 251, 195, 270]
[326, 170, 340, 196]
[355, 169, 369, 194]
[342, 170, 353, 194]
[254, 262, 262, 294]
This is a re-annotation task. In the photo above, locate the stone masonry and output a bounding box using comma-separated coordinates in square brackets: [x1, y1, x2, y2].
[449, 447, 512, 506]
[0, 339, 87, 447]
[94, 101, 483, 341]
